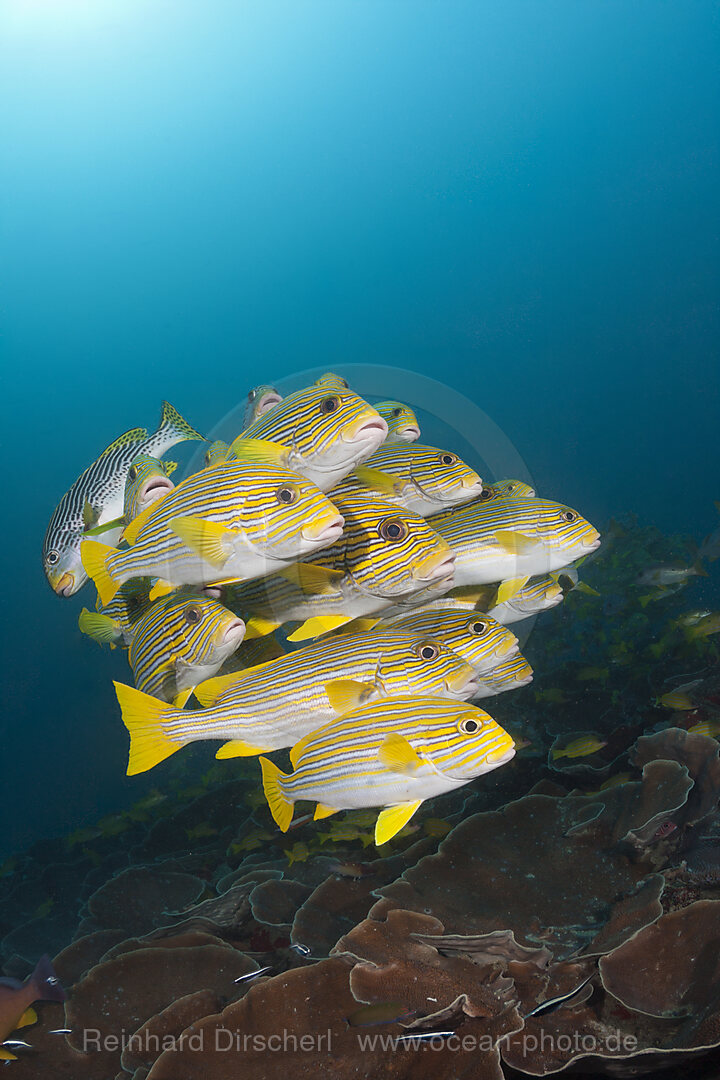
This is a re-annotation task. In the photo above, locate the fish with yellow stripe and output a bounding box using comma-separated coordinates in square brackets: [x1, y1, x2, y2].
[332, 442, 483, 517]
[242, 385, 283, 429]
[377, 609, 518, 675]
[43, 401, 203, 597]
[314, 372, 349, 389]
[471, 653, 534, 698]
[80, 460, 344, 605]
[218, 492, 456, 640]
[204, 441, 236, 468]
[428, 494, 600, 586]
[259, 697, 515, 845]
[114, 628, 479, 772]
[127, 593, 245, 702]
[78, 578, 154, 648]
[485, 478, 536, 498]
[375, 401, 421, 441]
[122, 453, 177, 524]
[234, 384, 388, 490]
[481, 575, 565, 624]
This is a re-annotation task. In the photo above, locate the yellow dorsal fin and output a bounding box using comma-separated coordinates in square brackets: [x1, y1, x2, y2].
[121, 500, 161, 545]
[378, 733, 423, 774]
[78, 608, 119, 645]
[287, 615, 353, 642]
[374, 800, 423, 845]
[494, 575, 530, 606]
[169, 517, 234, 567]
[215, 739, 271, 759]
[279, 562, 344, 594]
[172, 687, 195, 708]
[229, 436, 289, 466]
[244, 616, 281, 640]
[494, 530, 538, 555]
[314, 803, 339, 820]
[353, 466, 401, 496]
[325, 679, 375, 714]
[99, 427, 146, 457]
[17, 1006, 38, 1029]
[149, 580, 176, 601]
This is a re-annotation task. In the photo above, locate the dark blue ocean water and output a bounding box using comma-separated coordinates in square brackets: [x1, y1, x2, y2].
[1, 1, 718, 854]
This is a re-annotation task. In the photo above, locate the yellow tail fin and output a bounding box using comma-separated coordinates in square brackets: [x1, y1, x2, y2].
[113, 681, 187, 775]
[80, 541, 120, 606]
[259, 756, 294, 831]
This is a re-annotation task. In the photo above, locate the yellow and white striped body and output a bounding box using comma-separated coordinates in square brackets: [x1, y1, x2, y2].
[332, 442, 483, 517]
[378, 609, 518, 675]
[237, 385, 388, 490]
[472, 654, 534, 698]
[486, 478, 536, 498]
[375, 401, 421, 442]
[429, 495, 600, 587]
[128, 594, 245, 702]
[122, 454, 176, 524]
[260, 698, 515, 843]
[485, 575, 564, 625]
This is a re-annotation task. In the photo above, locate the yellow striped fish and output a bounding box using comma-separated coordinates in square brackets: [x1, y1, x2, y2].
[486, 478, 536, 498]
[80, 461, 344, 605]
[259, 697, 515, 844]
[472, 654, 534, 698]
[375, 401, 421, 442]
[483, 575, 564, 624]
[314, 372, 349, 389]
[378, 609, 518, 675]
[43, 401, 203, 597]
[332, 442, 483, 516]
[204, 441, 236, 467]
[115, 629, 478, 772]
[218, 492, 456, 640]
[122, 454, 176, 525]
[242, 385, 283, 429]
[429, 494, 600, 586]
[234, 384, 387, 490]
[78, 578, 153, 648]
[128, 593, 245, 703]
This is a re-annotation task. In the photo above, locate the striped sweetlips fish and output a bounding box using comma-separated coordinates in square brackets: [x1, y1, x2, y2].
[127, 593, 245, 704]
[122, 454, 177, 525]
[472, 653, 534, 698]
[78, 578, 154, 649]
[232, 384, 388, 491]
[259, 697, 516, 845]
[204, 440, 236, 468]
[43, 401, 203, 597]
[332, 441, 483, 517]
[484, 478, 536, 498]
[482, 574, 564, 625]
[429, 495, 600, 587]
[378, 609, 518, 675]
[314, 372, 350, 389]
[375, 401, 421, 442]
[80, 459, 344, 606]
[218, 492, 456, 641]
[113, 628, 479, 772]
[241, 384, 283, 430]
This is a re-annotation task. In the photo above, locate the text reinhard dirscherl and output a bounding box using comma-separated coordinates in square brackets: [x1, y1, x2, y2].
[81, 1027, 639, 1057]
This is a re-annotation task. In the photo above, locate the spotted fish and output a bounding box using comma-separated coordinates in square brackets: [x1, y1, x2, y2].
[43, 401, 203, 597]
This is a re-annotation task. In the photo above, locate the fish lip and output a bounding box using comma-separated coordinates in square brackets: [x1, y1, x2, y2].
[342, 415, 389, 444]
[462, 476, 483, 492]
[397, 425, 421, 440]
[486, 745, 516, 764]
[497, 637, 519, 657]
[302, 515, 345, 544]
[221, 618, 246, 645]
[413, 552, 456, 583]
[583, 537, 601, 551]
[141, 476, 174, 500]
[54, 571, 75, 597]
[446, 675, 479, 697]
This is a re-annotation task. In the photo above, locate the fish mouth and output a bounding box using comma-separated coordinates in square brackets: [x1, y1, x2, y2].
[397, 425, 421, 440]
[462, 474, 483, 491]
[547, 584, 564, 600]
[413, 549, 456, 584]
[141, 476, 174, 503]
[302, 514, 345, 544]
[497, 636, 519, 657]
[486, 735, 516, 764]
[53, 571, 76, 597]
[218, 618, 246, 646]
[446, 672, 479, 697]
[256, 392, 282, 416]
[342, 412, 389, 445]
[582, 531, 601, 550]
[515, 673, 534, 687]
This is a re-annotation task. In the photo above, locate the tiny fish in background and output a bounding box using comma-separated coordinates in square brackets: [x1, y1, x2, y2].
[551, 735, 608, 760]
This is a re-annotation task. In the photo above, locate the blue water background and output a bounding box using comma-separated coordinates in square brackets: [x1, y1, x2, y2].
[1, 1, 718, 854]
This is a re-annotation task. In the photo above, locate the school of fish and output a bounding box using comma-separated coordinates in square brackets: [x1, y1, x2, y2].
[43, 373, 601, 845]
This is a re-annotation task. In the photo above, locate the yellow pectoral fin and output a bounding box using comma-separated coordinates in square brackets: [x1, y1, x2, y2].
[378, 733, 424, 774]
[287, 615, 353, 642]
[279, 562, 345, 595]
[82, 500, 99, 529]
[325, 679, 375, 714]
[229, 436, 289, 466]
[374, 800, 423, 846]
[353, 466, 400, 496]
[149, 580, 176, 601]
[169, 517, 235, 567]
[17, 1006, 38, 1028]
[575, 581, 601, 597]
[494, 531, 538, 555]
[494, 576, 530, 606]
[78, 608, 119, 645]
[244, 616, 281, 640]
[216, 739, 271, 759]
[121, 501, 159, 545]
[314, 803, 339, 820]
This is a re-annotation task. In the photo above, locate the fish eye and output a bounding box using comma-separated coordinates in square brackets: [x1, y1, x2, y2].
[439, 453, 457, 466]
[320, 395, 340, 415]
[416, 640, 439, 660]
[459, 715, 481, 734]
[47, 549, 60, 566]
[248, 388, 257, 401]
[128, 465, 139, 481]
[204, 450, 212, 465]
[563, 510, 578, 522]
[276, 485, 298, 505]
[469, 620, 487, 635]
[184, 606, 202, 625]
[379, 518, 408, 542]
[391, 407, 402, 417]
[479, 488, 495, 501]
